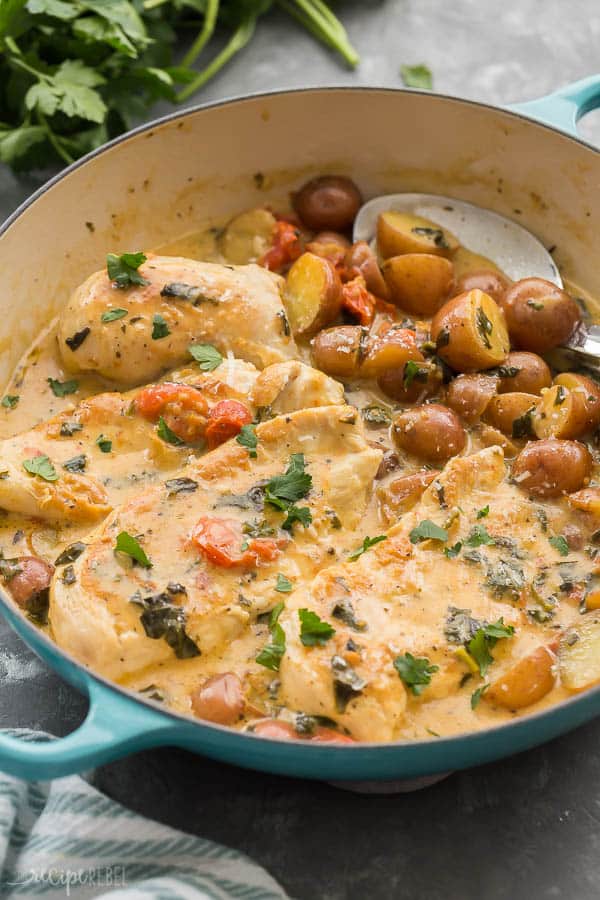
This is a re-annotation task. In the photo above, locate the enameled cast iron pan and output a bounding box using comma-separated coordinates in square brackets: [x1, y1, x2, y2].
[1, 79, 600, 784]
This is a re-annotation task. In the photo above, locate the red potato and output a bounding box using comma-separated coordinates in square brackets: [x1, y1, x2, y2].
[532, 372, 600, 440]
[345, 241, 390, 299]
[4, 556, 54, 608]
[251, 719, 355, 743]
[378, 359, 442, 404]
[292, 176, 362, 232]
[392, 404, 466, 463]
[499, 277, 582, 353]
[285, 252, 342, 336]
[495, 352, 552, 395]
[191, 673, 244, 725]
[483, 392, 539, 436]
[430, 289, 510, 372]
[382, 253, 455, 315]
[445, 374, 499, 424]
[512, 439, 593, 497]
[359, 327, 424, 378]
[485, 646, 556, 710]
[377, 211, 459, 259]
[455, 269, 511, 303]
[311, 325, 365, 378]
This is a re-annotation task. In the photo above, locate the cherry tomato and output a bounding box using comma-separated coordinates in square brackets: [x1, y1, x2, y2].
[135, 382, 209, 444]
[205, 400, 253, 450]
[341, 275, 376, 326]
[259, 220, 303, 272]
[191, 517, 287, 568]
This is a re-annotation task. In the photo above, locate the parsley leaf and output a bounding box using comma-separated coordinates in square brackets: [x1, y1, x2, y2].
[256, 602, 286, 671]
[409, 520, 448, 544]
[299, 608, 336, 647]
[47, 377, 78, 397]
[444, 541, 462, 559]
[465, 524, 493, 547]
[152, 314, 171, 340]
[403, 359, 429, 388]
[394, 653, 439, 695]
[477, 505, 490, 519]
[400, 64, 433, 90]
[96, 434, 112, 453]
[236, 424, 258, 458]
[106, 252, 149, 289]
[466, 619, 515, 676]
[157, 417, 184, 445]
[188, 343, 223, 371]
[23, 455, 58, 482]
[275, 573, 293, 593]
[348, 534, 387, 560]
[101, 308, 128, 323]
[471, 684, 490, 709]
[265, 453, 312, 507]
[1, 395, 19, 409]
[549, 535, 569, 557]
[282, 505, 312, 532]
[115, 531, 152, 568]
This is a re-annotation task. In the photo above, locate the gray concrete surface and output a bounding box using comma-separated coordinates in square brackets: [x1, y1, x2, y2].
[2, 1, 600, 897]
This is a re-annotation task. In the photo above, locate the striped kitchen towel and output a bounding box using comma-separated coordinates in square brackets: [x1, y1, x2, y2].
[0, 734, 287, 899]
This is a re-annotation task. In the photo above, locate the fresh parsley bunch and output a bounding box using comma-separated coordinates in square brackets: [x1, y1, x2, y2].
[0, 0, 358, 172]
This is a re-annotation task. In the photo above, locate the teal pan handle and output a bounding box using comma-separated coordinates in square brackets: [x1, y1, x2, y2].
[510, 74, 600, 137]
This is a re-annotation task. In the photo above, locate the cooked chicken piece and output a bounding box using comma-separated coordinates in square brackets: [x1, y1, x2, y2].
[249, 361, 344, 416]
[58, 255, 297, 386]
[49, 405, 381, 681]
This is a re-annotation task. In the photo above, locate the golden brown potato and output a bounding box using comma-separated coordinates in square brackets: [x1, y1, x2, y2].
[292, 175, 362, 232]
[559, 615, 600, 691]
[345, 241, 390, 299]
[512, 439, 592, 497]
[191, 673, 244, 725]
[382, 254, 455, 315]
[484, 392, 539, 437]
[378, 470, 440, 524]
[285, 252, 342, 336]
[377, 211, 459, 259]
[219, 207, 277, 264]
[311, 325, 365, 377]
[485, 646, 556, 710]
[532, 373, 600, 440]
[360, 328, 424, 378]
[430, 289, 510, 372]
[499, 278, 582, 353]
[392, 404, 466, 462]
[445, 374, 498, 424]
[568, 486, 600, 516]
[476, 424, 520, 458]
[378, 359, 442, 403]
[455, 269, 511, 303]
[495, 352, 552, 395]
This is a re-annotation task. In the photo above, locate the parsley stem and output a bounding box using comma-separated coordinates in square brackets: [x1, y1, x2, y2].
[181, 0, 220, 68]
[37, 113, 74, 165]
[177, 16, 257, 102]
[276, 0, 359, 67]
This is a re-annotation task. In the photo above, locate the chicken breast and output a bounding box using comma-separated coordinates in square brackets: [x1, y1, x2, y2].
[49, 405, 382, 681]
[58, 255, 297, 386]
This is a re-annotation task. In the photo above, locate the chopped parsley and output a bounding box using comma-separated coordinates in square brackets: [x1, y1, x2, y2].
[444, 541, 462, 559]
[404, 360, 429, 388]
[63, 454, 87, 473]
[282, 505, 312, 532]
[130, 587, 198, 659]
[236, 424, 258, 458]
[264, 453, 312, 533]
[512, 407, 535, 439]
[394, 652, 439, 695]
[114, 531, 152, 568]
[106, 251, 149, 288]
[47, 377, 78, 397]
[96, 434, 112, 453]
[157, 416, 184, 445]
[477, 505, 490, 519]
[361, 405, 391, 427]
[549, 535, 569, 557]
[476, 307, 493, 349]
[409, 520, 448, 544]
[188, 342, 223, 371]
[465, 619, 515, 677]
[256, 602, 286, 671]
[445, 607, 483, 645]
[1, 395, 19, 409]
[54, 542, 86, 566]
[161, 283, 216, 304]
[151, 314, 171, 340]
[23, 455, 58, 482]
[471, 684, 490, 709]
[400, 63, 433, 90]
[348, 534, 387, 560]
[299, 608, 335, 647]
[275, 573, 293, 593]
[60, 420, 82, 437]
[101, 308, 128, 322]
[465, 524, 493, 547]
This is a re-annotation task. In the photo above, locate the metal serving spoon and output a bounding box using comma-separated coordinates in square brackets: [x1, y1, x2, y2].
[353, 193, 600, 370]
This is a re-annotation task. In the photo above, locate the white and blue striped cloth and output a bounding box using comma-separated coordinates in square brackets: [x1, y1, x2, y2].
[0, 733, 287, 899]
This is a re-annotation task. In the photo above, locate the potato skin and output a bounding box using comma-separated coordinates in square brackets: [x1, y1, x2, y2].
[345, 241, 390, 299]
[360, 328, 423, 378]
[5, 556, 54, 608]
[512, 438, 592, 497]
[382, 253, 455, 315]
[285, 252, 342, 336]
[377, 211, 459, 259]
[499, 278, 582, 353]
[392, 403, 466, 462]
[292, 176, 362, 232]
[568, 487, 600, 516]
[311, 325, 365, 377]
[191, 673, 244, 725]
[485, 646, 556, 710]
[445, 374, 498, 424]
[220, 207, 277, 264]
[431, 289, 510, 372]
[559, 615, 600, 692]
[378, 359, 442, 403]
[484, 392, 539, 436]
[251, 719, 355, 743]
[495, 352, 552, 395]
[533, 373, 600, 440]
[456, 269, 511, 303]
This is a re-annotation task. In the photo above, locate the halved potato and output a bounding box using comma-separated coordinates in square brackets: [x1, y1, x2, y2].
[285, 252, 342, 336]
[484, 392, 539, 437]
[360, 328, 424, 378]
[219, 207, 277, 264]
[533, 373, 600, 440]
[485, 646, 556, 710]
[311, 325, 364, 377]
[559, 615, 600, 692]
[377, 211, 459, 259]
[568, 486, 600, 516]
[382, 253, 455, 315]
[445, 374, 498, 424]
[430, 289, 510, 372]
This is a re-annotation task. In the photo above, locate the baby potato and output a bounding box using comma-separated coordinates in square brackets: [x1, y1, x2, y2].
[445, 373, 498, 424]
[382, 253, 455, 315]
[392, 403, 466, 462]
[512, 438, 592, 497]
[495, 351, 552, 395]
[431, 289, 510, 372]
[568, 486, 600, 516]
[345, 241, 390, 299]
[191, 673, 244, 725]
[306, 231, 350, 267]
[311, 325, 365, 377]
[219, 207, 277, 264]
[485, 646, 556, 710]
[499, 278, 582, 353]
[360, 327, 423, 378]
[285, 252, 342, 336]
[532, 373, 600, 440]
[456, 269, 511, 303]
[559, 615, 600, 692]
[378, 470, 440, 524]
[484, 392, 539, 437]
[377, 211, 459, 259]
[292, 175, 362, 232]
[378, 359, 442, 403]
